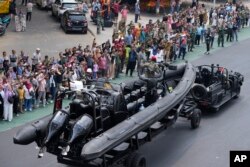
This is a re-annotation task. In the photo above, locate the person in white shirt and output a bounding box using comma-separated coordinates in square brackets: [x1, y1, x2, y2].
[149, 48, 164, 63]
[2, 84, 14, 122]
[32, 48, 41, 71]
[26, 1, 33, 21]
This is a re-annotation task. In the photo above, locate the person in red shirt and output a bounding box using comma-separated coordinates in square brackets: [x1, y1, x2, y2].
[178, 35, 187, 60]
[111, 0, 121, 21]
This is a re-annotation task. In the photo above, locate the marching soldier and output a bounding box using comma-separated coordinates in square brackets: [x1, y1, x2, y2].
[189, 27, 196, 52]
[96, 8, 105, 34]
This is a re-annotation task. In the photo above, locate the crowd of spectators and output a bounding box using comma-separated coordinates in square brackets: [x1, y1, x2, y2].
[0, 1, 250, 122]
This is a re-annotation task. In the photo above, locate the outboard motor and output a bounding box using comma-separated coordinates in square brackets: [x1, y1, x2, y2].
[61, 114, 93, 156]
[38, 109, 69, 158]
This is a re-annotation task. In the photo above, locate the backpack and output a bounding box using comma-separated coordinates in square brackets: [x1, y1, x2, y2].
[29, 89, 35, 97]
[8, 96, 14, 104]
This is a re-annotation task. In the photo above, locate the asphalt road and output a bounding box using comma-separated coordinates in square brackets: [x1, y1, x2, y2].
[0, 38, 250, 167]
[0, 4, 94, 58]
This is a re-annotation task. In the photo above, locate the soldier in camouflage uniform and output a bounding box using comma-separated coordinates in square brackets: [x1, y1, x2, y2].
[96, 8, 105, 34]
[118, 19, 126, 37]
[127, 21, 135, 34]
[188, 27, 196, 52]
[217, 25, 225, 47]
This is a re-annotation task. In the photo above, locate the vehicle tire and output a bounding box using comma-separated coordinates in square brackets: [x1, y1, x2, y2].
[126, 152, 146, 167]
[234, 87, 241, 99]
[190, 108, 201, 129]
[83, 29, 88, 34]
[191, 84, 207, 101]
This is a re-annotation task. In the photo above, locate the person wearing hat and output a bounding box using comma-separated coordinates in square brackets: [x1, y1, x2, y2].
[32, 48, 41, 71]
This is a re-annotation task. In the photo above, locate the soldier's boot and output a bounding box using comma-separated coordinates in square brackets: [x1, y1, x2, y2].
[97, 25, 100, 34]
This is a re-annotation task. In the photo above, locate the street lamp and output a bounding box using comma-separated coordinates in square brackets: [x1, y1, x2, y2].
[213, 0, 216, 8]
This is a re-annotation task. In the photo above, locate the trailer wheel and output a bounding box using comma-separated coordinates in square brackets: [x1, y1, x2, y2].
[190, 109, 201, 129]
[126, 152, 146, 167]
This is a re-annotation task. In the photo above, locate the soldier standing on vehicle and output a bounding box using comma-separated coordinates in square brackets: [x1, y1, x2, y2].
[217, 25, 225, 47]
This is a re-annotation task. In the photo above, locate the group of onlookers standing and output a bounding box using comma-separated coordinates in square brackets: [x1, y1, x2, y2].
[1, 1, 250, 122]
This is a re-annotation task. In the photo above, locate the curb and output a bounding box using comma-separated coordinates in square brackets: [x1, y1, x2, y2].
[88, 27, 96, 38]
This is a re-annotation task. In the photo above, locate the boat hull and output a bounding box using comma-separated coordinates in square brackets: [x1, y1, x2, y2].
[81, 63, 196, 160]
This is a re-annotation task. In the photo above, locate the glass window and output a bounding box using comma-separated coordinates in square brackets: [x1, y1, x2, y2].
[62, 3, 78, 8]
[69, 14, 85, 21]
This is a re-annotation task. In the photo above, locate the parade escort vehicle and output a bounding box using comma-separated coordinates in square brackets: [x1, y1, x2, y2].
[14, 62, 202, 167]
[191, 64, 244, 112]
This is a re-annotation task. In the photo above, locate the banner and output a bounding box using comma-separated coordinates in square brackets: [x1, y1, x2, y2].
[0, 0, 10, 14]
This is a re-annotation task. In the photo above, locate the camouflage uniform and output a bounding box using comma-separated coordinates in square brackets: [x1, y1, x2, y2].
[189, 28, 196, 52]
[217, 26, 225, 47]
[96, 10, 104, 34]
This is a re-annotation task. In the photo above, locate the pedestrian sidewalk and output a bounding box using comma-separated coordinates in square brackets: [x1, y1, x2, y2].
[86, 0, 250, 44]
[86, 9, 162, 44]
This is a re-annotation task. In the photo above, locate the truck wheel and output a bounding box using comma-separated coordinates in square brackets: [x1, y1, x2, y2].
[190, 109, 201, 129]
[126, 152, 146, 167]
[82, 29, 88, 34]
